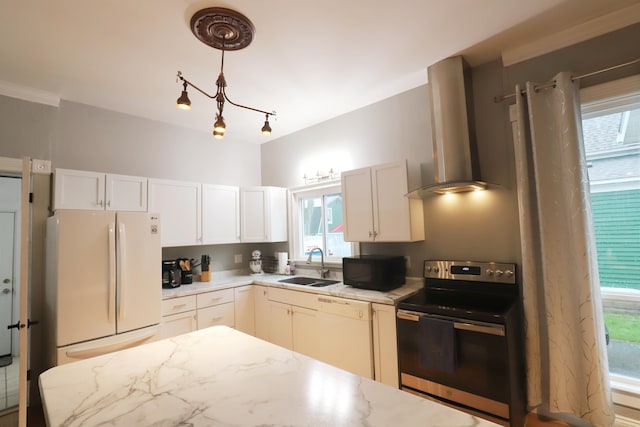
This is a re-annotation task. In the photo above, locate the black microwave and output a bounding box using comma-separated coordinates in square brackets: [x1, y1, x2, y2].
[342, 255, 406, 291]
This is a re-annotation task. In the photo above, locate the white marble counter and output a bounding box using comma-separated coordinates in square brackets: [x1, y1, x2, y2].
[162, 273, 423, 305]
[40, 326, 498, 427]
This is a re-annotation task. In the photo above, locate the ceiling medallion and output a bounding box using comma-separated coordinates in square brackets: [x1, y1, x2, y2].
[190, 7, 255, 51]
[176, 7, 275, 139]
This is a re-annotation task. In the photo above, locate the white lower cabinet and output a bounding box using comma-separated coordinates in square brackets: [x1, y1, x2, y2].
[234, 286, 256, 335]
[159, 296, 197, 340]
[372, 302, 399, 387]
[267, 300, 295, 349]
[198, 304, 235, 329]
[160, 285, 398, 386]
[254, 285, 270, 340]
[266, 287, 373, 379]
[196, 288, 235, 330]
[158, 311, 197, 340]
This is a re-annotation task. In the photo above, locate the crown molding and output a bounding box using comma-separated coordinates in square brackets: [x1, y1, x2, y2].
[0, 80, 60, 107]
[502, 3, 640, 66]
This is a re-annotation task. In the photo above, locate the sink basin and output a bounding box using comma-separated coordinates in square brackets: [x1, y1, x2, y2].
[278, 277, 340, 287]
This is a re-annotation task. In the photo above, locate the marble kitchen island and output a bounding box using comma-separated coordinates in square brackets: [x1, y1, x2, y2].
[39, 326, 498, 427]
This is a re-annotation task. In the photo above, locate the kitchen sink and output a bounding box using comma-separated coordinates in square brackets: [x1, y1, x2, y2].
[278, 277, 340, 287]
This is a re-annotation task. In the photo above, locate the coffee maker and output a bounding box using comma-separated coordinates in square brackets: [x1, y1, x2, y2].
[162, 260, 179, 288]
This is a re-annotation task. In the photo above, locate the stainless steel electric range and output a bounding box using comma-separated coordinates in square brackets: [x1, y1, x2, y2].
[396, 260, 526, 427]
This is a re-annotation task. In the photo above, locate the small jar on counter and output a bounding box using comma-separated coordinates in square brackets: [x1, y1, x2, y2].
[288, 260, 295, 275]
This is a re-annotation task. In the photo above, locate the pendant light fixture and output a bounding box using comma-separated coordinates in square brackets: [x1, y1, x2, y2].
[176, 7, 276, 139]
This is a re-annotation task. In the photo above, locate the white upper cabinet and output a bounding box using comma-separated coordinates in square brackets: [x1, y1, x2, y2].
[105, 174, 148, 211]
[342, 160, 424, 242]
[148, 179, 201, 247]
[53, 169, 147, 212]
[202, 184, 240, 244]
[240, 186, 287, 242]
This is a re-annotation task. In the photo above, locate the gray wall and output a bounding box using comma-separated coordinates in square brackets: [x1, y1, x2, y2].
[260, 23, 640, 276]
[0, 95, 58, 160]
[54, 101, 261, 185]
[260, 61, 522, 275]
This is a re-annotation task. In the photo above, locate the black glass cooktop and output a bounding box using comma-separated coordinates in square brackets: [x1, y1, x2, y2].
[398, 285, 518, 323]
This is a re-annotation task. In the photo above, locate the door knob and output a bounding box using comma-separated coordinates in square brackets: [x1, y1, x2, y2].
[3, 278, 9, 284]
[2, 288, 10, 294]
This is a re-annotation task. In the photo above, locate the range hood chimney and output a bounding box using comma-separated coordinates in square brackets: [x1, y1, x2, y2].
[408, 56, 486, 197]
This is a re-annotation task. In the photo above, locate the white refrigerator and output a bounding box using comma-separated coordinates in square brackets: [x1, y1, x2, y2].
[46, 210, 161, 365]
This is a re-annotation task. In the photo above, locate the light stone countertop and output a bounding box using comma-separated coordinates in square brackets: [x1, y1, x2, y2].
[39, 325, 499, 427]
[162, 272, 423, 305]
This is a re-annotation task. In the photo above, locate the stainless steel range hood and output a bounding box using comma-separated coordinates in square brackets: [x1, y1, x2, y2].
[408, 56, 486, 197]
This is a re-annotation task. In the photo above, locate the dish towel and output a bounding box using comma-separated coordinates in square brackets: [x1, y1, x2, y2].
[419, 316, 457, 373]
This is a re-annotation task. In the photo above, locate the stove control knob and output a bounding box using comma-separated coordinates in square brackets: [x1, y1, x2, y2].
[433, 266, 439, 273]
[505, 270, 514, 277]
[495, 269, 504, 276]
[486, 269, 494, 276]
[426, 266, 432, 273]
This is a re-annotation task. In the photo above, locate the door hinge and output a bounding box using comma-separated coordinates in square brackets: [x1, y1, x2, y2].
[27, 369, 31, 381]
[29, 192, 33, 203]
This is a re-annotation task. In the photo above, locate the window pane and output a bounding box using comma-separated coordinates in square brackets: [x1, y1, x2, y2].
[300, 196, 323, 255]
[324, 193, 350, 257]
[583, 106, 640, 380]
[297, 191, 351, 259]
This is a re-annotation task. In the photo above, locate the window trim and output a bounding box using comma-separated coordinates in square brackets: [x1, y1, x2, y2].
[287, 181, 358, 266]
[581, 73, 640, 412]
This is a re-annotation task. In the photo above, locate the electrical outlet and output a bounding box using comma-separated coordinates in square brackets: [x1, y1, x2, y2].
[234, 254, 243, 264]
[404, 256, 411, 269]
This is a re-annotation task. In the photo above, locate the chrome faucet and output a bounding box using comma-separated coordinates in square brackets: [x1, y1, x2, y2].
[306, 247, 330, 278]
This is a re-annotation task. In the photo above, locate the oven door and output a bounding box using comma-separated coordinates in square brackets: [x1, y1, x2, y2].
[397, 309, 510, 420]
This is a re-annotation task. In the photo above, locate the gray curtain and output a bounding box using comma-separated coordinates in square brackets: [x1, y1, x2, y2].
[512, 72, 615, 426]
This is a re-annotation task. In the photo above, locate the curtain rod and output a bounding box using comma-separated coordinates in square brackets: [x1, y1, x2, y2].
[493, 57, 640, 103]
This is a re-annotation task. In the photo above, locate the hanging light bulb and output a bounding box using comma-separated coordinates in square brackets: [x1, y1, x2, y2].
[176, 81, 191, 110]
[214, 114, 226, 133]
[261, 114, 272, 135]
[213, 129, 224, 139]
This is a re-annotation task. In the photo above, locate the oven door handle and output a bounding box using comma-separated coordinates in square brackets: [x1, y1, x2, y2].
[397, 310, 505, 336]
[453, 322, 504, 337]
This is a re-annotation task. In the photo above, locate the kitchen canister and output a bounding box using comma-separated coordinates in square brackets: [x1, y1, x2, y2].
[201, 254, 211, 282]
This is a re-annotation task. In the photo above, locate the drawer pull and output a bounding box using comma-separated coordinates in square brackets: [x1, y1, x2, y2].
[173, 304, 186, 309]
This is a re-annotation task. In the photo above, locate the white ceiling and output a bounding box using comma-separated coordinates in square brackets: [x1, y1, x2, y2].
[0, 0, 637, 144]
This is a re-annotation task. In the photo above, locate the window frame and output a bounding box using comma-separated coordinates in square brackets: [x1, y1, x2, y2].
[580, 73, 640, 413]
[288, 181, 358, 267]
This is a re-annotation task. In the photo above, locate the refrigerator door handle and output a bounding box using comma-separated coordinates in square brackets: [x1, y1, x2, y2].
[117, 221, 127, 322]
[64, 326, 159, 360]
[108, 223, 116, 323]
